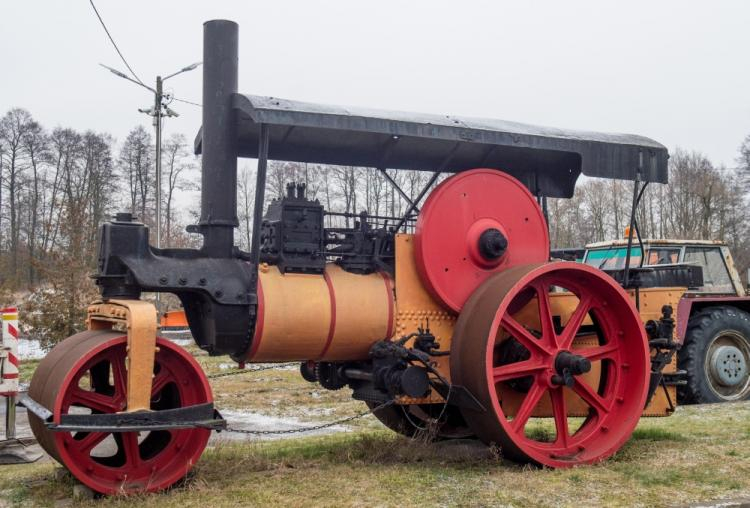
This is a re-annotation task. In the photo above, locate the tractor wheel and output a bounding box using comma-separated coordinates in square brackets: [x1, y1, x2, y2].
[366, 401, 474, 440]
[677, 306, 750, 403]
[451, 262, 650, 467]
[28, 330, 212, 495]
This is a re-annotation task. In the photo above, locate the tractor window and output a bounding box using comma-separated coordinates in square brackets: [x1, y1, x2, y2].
[646, 247, 680, 265]
[584, 247, 642, 270]
[684, 247, 733, 293]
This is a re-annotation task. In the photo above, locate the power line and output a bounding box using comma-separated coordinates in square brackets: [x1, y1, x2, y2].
[88, 0, 145, 86]
[172, 97, 203, 108]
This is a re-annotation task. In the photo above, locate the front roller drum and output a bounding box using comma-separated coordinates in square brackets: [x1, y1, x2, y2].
[451, 262, 650, 467]
[28, 330, 213, 494]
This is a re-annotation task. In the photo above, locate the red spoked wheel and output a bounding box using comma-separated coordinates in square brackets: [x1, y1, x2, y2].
[450, 262, 649, 467]
[28, 330, 212, 494]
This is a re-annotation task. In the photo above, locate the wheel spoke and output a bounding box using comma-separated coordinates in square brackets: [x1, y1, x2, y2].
[576, 342, 619, 362]
[493, 359, 546, 383]
[111, 355, 128, 401]
[501, 314, 552, 357]
[151, 369, 170, 397]
[557, 294, 593, 350]
[573, 379, 611, 415]
[120, 433, 142, 467]
[75, 431, 109, 453]
[549, 388, 569, 448]
[511, 382, 546, 433]
[534, 282, 556, 348]
[71, 388, 119, 413]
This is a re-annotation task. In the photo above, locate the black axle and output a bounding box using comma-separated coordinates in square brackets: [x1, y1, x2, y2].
[551, 351, 591, 387]
[478, 228, 508, 260]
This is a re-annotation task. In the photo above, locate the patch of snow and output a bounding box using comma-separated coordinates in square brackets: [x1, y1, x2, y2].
[213, 409, 350, 441]
[297, 406, 336, 417]
[18, 338, 46, 359]
[166, 337, 193, 347]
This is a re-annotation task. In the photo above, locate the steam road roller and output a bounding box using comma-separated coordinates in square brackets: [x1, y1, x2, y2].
[23, 20, 694, 494]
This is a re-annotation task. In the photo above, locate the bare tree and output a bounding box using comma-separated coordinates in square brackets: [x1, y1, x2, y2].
[119, 126, 153, 224]
[237, 165, 255, 251]
[162, 134, 196, 247]
[0, 108, 33, 284]
[21, 118, 48, 286]
[738, 134, 750, 191]
[334, 166, 357, 226]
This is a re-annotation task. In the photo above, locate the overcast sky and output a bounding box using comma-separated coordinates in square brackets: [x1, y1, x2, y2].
[2, 0, 749, 170]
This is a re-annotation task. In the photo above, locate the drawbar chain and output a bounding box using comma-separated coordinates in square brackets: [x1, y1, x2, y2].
[222, 400, 395, 436]
[205, 360, 395, 436]
[207, 362, 297, 379]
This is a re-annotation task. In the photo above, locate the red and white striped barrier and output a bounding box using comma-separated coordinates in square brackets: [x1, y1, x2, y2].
[0, 307, 19, 396]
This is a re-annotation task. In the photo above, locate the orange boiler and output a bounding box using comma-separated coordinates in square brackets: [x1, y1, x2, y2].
[246, 263, 395, 362]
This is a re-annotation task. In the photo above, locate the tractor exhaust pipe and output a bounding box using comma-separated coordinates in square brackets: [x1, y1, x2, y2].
[199, 20, 239, 257]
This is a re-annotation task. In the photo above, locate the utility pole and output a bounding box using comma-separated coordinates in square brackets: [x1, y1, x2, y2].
[154, 75, 164, 253]
[101, 62, 201, 311]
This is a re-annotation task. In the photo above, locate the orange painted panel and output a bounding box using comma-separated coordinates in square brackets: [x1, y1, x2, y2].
[248, 263, 394, 362]
[321, 264, 394, 361]
[250, 265, 331, 361]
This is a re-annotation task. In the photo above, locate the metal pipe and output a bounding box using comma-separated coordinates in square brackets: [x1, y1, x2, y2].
[199, 20, 239, 257]
[394, 171, 441, 231]
[394, 143, 460, 232]
[250, 124, 270, 267]
[5, 395, 16, 440]
[378, 168, 417, 211]
[623, 151, 643, 288]
[342, 368, 374, 381]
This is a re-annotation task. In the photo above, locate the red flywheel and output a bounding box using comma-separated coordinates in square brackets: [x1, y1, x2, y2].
[415, 168, 549, 312]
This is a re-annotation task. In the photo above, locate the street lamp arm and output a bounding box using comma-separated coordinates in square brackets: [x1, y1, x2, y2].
[99, 64, 156, 93]
[162, 62, 202, 81]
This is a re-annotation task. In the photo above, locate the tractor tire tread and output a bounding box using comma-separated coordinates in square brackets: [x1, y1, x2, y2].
[677, 305, 750, 404]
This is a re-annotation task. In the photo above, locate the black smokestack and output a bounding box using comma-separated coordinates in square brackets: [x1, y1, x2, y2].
[199, 20, 238, 257]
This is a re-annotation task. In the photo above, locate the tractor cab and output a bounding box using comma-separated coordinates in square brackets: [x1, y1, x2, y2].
[582, 239, 744, 296]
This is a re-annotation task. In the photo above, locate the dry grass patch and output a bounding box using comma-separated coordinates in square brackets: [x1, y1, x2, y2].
[3, 347, 749, 507]
[2, 403, 749, 507]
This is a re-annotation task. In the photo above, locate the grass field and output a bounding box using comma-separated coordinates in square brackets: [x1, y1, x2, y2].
[1, 347, 749, 507]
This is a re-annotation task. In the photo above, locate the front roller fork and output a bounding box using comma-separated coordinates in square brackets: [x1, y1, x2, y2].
[87, 300, 158, 413]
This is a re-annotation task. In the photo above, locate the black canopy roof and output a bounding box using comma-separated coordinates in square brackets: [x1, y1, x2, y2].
[194, 94, 668, 198]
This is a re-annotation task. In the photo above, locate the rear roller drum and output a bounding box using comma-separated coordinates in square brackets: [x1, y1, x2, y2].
[451, 262, 650, 467]
[28, 330, 212, 494]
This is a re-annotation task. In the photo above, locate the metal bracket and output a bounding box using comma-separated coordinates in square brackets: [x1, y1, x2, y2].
[87, 300, 157, 412]
[19, 393, 225, 433]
